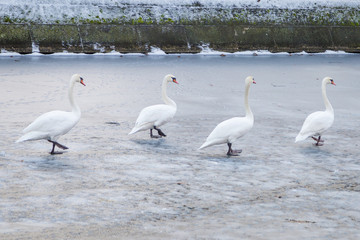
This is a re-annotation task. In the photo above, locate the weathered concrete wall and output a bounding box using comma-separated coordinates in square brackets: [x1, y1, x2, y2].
[0, 23, 359, 54]
[1, 3, 359, 53]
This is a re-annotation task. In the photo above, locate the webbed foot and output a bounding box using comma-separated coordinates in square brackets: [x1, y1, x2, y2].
[226, 143, 242, 156]
[50, 151, 64, 155]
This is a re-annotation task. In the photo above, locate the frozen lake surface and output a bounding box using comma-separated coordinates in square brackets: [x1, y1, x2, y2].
[0, 54, 360, 239]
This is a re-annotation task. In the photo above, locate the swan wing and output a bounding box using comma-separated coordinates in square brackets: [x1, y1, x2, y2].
[20, 110, 79, 141]
[200, 117, 253, 149]
[296, 111, 334, 141]
[129, 104, 176, 134]
[136, 104, 175, 126]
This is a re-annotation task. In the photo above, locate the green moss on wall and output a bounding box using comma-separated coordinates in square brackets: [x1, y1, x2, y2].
[1, 7, 359, 26]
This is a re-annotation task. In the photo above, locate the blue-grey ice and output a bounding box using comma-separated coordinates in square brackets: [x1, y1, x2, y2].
[0, 53, 359, 239]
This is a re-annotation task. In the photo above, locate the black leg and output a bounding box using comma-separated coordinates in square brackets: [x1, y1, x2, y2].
[48, 140, 68, 154]
[150, 126, 166, 138]
[154, 126, 166, 137]
[50, 142, 56, 154]
[54, 142, 68, 150]
[227, 143, 232, 156]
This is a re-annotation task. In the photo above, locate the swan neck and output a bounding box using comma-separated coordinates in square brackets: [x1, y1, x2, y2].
[322, 81, 333, 113]
[244, 82, 253, 120]
[161, 78, 176, 108]
[69, 80, 81, 116]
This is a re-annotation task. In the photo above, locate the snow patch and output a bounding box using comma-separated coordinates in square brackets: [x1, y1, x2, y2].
[148, 46, 166, 55]
[51, 51, 86, 56]
[93, 43, 106, 53]
[0, 49, 21, 56]
[317, 50, 348, 55]
[93, 50, 123, 56]
[198, 43, 228, 55]
[30, 42, 43, 56]
[233, 50, 282, 55]
[293, 51, 309, 55]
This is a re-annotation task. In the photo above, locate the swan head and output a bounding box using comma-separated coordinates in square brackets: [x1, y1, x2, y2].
[245, 76, 256, 85]
[323, 77, 336, 86]
[165, 74, 178, 84]
[71, 74, 86, 86]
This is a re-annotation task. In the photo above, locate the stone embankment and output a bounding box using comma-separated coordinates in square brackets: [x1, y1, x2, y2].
[0, 3, 359, 53]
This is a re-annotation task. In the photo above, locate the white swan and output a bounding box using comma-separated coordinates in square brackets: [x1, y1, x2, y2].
[129, 74, 178, 138]
[295, 77, 336, 146]
[16, 74, 86, 154]
[199, 76, 256, 156]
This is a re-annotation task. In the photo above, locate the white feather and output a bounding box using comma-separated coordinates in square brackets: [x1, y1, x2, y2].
[295, 77, 335, 143]
[16, 74, 85, 148]
[199, 76, 255, 151]
[16, 110, 80, 142]
[129, 74, 177, 135]
[129, 104, 176, 135]
[199, 117, 253, 149]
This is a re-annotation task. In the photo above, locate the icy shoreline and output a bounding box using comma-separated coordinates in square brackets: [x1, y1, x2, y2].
[0, 47, 356, 57]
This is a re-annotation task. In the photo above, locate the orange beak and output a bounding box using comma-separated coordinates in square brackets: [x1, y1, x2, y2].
[331, 82, 336, 86]
[173, 78, 179, 84]
[253, 80, 256, 84]
[80, 78, 86, 86]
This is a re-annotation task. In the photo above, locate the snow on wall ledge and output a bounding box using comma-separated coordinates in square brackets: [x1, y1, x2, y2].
[0, 1, 359, 54]
[0, 0, 359, 25]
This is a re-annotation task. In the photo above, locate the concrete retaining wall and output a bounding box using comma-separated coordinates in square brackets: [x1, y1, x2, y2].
[1, 23, 359, 54]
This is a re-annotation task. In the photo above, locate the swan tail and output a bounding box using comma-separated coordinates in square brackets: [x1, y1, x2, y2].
[199, 136, 227, 150]
[16, 131, 46, 143]
[295, 133, 308, 143]
[129, 121, 154, 135]
[128, 127, 140, 135]
[128, 128, 138, 135]
[16, 136, 26, 143]
[199, 143, 207, 150]
[199, 141, 213, 150]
